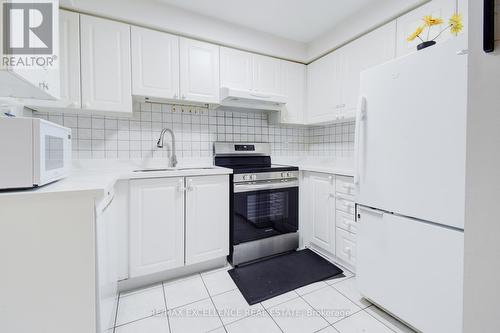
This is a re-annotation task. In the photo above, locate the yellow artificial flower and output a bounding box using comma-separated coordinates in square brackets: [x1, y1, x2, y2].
[422, 15, 444, 27]
[407, 25, 425, 42]
[449, 13, 463, 35]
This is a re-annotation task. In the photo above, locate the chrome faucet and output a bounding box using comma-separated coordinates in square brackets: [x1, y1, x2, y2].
[157, 128, 178, 167]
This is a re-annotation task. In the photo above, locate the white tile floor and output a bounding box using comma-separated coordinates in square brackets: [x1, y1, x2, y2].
[112, 265, 416, 333]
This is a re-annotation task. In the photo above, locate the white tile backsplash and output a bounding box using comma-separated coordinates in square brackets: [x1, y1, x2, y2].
[32, 102, 354, 160]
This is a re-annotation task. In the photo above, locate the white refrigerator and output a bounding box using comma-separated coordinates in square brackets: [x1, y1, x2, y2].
[355, 38, 467, 333]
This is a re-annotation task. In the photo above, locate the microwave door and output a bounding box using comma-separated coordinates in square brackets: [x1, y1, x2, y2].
[34, 120, 71, 186]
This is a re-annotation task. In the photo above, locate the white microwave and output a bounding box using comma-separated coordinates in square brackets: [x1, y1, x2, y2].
[0, 117, 72, 190]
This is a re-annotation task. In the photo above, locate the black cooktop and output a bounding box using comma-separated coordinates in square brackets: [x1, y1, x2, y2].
[230, 164, 299, 174]
[214, 155, 298, 174]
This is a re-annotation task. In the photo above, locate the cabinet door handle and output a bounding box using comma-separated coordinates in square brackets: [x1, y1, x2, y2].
[177, 179, 186, 192]
[354, 96, 367, 185]
[343, 183, 354, 190]
[187, 179, 194, 191]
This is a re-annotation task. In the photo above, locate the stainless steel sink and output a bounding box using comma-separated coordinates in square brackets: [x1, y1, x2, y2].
[133, 167, 217, 172]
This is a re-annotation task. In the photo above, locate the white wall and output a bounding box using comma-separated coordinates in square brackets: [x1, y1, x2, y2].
[306, 0, 427, 62]
[463, 1, 500, 332]
[60, 0, 308, 62]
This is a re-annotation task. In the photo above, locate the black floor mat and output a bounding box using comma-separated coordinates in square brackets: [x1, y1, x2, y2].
[228, 249, 344, 305]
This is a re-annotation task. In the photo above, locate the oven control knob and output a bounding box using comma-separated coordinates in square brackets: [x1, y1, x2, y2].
[251, 174, 257, 181]
[281, 172, 286, 178]
[243, 175, 250, 181]
[286, 172, 292, 177]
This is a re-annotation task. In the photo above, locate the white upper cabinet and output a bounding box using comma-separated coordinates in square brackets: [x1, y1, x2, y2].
[342, 21, 396, 111]
[307, 52, 336, 124]
[129, 178, 185, 278]
[179, 38, 220, 104]
[252, 54, 282, 95]
[185, 175, 229, 265]
[131, 26, 180, 100]
[220, 47, 282, 96]
[24, 10, 80, 110]
[396, 0, 468, 58]
[220, 47, 253, 91]
[307, 21, 396, 124]
[59, 10, 81, 108]
[80, 15, 132, 113]
[0, 4, 60, 101]
[278, 60, 306, 124]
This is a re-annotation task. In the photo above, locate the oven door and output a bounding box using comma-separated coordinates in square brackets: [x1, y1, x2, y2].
[34, 119, 72, 186]
[233, 179, 298, 244]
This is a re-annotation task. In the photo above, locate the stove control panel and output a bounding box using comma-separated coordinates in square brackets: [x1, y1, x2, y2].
[280, 172, 294, 178]
[234, 171, 299, 183]
[242, 174, 258, 181]
[234, 144, 255, 151]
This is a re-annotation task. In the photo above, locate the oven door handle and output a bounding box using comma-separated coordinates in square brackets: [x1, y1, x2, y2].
[234, 180, 299, 193]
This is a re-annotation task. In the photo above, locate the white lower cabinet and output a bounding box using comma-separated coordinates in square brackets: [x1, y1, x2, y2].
[185, 175, 229, 265]
[129, 175, 229, 279]
[336, 227, 357, 269]
[303, 172, 336, 253]
[302, 171, 357, 270]
[129, 177, 185, 278]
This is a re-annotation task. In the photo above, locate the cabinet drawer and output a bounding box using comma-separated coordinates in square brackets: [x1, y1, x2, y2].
[336, 176, 355, 196]
[336, 197, 355, 215]
[336, 227, 357, 268]
[336, 210, 357, 234]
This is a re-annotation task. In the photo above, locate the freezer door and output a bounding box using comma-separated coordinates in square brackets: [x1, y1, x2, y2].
[357, 206, 464, 333]
[355, 38, 467, 229]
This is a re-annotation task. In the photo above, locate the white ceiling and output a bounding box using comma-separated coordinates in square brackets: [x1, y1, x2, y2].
[156, 0, 381, 43]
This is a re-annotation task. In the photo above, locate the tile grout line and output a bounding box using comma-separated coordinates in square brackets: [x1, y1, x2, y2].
[296, 280, 365, 330]
[297, 291, 336, 332]
[262, 306, 286, 333]
[260, 291, 301, 310]
[114, 311, 165, 329]
[327, 282, 370, 311]
[111, 294, 120, 333]
[199, 273, 228, 333]
[161, 282, 173, 333]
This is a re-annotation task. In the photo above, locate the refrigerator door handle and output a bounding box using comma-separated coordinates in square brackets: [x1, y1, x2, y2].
[354, 96, 367, 185]
[358, 205, 385, 217]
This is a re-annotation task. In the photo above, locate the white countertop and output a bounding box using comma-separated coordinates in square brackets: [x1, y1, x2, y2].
[0, 159, 232, 200]
[0, 157, 354, 199]
[273, 156, 355, 177]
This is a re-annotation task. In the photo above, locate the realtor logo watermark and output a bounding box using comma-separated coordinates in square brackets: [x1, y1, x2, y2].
[2, 0, 58, 68]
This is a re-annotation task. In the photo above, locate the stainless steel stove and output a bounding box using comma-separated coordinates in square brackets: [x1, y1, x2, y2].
[214, 142, 299, 266]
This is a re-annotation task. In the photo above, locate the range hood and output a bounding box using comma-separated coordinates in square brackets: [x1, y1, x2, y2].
[218, 87, 287, 112]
